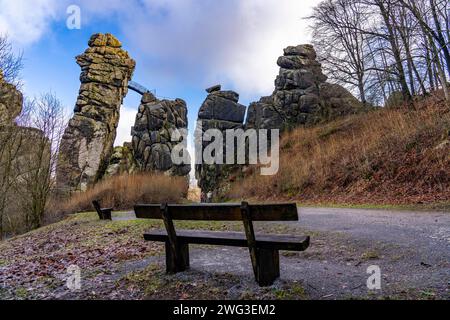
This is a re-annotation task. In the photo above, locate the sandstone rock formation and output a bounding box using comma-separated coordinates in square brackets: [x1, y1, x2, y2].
[57, 33, 135, 193]
[131, 92, 190, 176]
[105, 143, 137, 177]
[197, 45, 364, 199]
[195, 87, 246, 196]
[247, 44, 363, 130]
[0, 70, 23, 126]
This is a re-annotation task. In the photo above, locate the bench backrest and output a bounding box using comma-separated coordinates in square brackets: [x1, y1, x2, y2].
[134, 203, 298, 222]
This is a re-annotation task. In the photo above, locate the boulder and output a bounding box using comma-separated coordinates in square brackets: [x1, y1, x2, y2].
[283, 44, 317, 59]
[206, 84, 222, 93]
[198, 91, 246, 123]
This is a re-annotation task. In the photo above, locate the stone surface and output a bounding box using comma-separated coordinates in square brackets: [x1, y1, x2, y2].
[246, 44, 363, 130]
[319, 83, 364, 119]
[203, 45, 365, 199]
[105, 143, 137, 177]
[57, 33, 135, 193]
[131, 92, 190, 176]
[206, 84, 221, 93]
[0, 70, 23, 126]
[198, 90, 246, 123]
[195, 87, 245, 197]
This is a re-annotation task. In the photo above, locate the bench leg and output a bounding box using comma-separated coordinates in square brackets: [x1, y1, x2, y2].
[103, 210, 112, 221]
[165, 241, 190, 274]
[256, 249, 280, 287]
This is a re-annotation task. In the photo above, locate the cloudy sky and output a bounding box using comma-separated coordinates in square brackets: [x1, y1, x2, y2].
[0, 0, 321, 146]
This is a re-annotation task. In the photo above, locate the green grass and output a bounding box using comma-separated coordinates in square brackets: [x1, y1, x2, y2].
[273, 284, 307, 300]
[361, 250, 380, 261]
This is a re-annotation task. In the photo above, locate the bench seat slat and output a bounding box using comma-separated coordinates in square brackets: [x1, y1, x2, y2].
[135, 203, 298, 222]
[144, 230, 310, 251]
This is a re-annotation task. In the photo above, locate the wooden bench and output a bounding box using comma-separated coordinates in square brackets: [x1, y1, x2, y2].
[134, 202, 310, 286]
[92, 200, 113, 220]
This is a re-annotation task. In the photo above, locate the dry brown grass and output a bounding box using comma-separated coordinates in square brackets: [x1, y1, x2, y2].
[54, 173, 189, 215]
[227, 95, 450, 205]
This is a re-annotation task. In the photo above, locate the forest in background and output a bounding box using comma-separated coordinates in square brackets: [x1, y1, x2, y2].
[309, 0, 449, 106]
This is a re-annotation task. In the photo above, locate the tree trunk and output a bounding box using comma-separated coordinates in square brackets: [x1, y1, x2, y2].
[377, 1, 411, 102]
[429, 35, 450, 102]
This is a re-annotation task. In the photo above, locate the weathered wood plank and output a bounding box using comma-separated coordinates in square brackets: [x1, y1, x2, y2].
[144, 230, 310, 252]
[134, 203, 298, 221]
[161, 203, 184, 273]
[241, 202, 258, 278]
[165, 241, 189, 273]
[256, 248, 280, 286]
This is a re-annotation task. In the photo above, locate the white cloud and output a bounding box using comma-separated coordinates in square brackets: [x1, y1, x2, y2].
[1, 0, 321, 97]
[0, 0, 62, 45]
[115, 106, 136, 146]
[0, 0, 131, 46]
[123, 0, 321, 98]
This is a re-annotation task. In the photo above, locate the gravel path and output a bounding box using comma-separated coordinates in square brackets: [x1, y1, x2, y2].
[298, 207, 450, 250]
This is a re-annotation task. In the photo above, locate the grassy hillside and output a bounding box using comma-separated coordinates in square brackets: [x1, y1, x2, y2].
[226, 94, 450, 207]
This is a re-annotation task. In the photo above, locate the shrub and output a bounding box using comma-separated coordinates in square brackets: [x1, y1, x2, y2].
[51, 173, 189, 216]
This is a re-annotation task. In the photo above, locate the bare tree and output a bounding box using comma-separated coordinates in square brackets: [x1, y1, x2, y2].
[398, 0, 450, 77]
[13, 94, 67, 230]
[309, 0, 449, 105]
[0, 34, 23, 86]
[310, 0, 372, 104]
[0, 126, 26, 237]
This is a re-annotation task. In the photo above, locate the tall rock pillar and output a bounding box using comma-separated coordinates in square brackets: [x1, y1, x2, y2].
[57, 33, 135, 193]
[195, 86, 246, 199]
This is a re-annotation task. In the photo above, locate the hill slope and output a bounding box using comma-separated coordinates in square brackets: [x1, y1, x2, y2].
[226, 96, 450, 207]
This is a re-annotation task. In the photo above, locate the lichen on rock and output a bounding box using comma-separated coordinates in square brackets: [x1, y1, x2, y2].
[105, 143, 137, 177]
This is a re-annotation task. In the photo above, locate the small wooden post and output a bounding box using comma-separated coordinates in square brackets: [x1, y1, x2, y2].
[241, 201, 259, 279]
[256, 248, 280, 286]
[102, 209, 112, 220]
[92, 200, 112, 220]
[92, 200, 104, 220]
